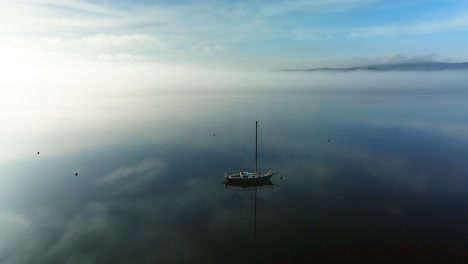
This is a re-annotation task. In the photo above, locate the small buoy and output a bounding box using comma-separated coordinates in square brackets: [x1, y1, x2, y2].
[327, 139, 330, 142]
[75, 172, 78, 177]
[280, 175, 283, 179]
[37, 152, 40, 155]
[213, 133, 216, 136]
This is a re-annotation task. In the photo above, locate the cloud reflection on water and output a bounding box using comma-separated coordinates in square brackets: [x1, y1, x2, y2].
[98, 159, 167, 194]
[1, 80, 468, 262]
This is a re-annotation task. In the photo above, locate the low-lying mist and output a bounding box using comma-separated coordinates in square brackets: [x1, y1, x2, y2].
[2, 60, 467, 101]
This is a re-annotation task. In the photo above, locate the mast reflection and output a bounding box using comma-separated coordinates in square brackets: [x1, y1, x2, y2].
[224, 180, 276, 236]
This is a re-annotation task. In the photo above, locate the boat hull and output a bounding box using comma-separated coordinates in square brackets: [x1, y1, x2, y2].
[224, 172, 275, 184]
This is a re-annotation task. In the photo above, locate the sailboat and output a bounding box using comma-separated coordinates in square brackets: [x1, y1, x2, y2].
[224, 121, 277, 184]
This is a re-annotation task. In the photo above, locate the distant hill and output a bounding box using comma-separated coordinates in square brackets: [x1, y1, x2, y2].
[282, 62, 468, 72]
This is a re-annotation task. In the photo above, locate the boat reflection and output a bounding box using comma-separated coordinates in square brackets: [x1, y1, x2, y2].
[224, 180, 277, 236]
[224, 179, 274, 189]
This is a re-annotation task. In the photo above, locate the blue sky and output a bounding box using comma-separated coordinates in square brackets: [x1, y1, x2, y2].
[2, 0, 468, 70]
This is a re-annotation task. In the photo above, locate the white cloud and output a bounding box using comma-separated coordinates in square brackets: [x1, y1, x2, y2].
[188, 44, 227, 57]
[81, 34, 166, 50]
[42, 34, 166, 52]
[98, 53, 147, 63]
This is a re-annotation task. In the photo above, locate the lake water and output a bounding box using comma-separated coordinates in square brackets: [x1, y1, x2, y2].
[0, 84, 467, 263]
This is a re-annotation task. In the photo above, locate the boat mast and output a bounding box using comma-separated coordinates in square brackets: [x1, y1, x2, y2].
[255, 120, 258, 173]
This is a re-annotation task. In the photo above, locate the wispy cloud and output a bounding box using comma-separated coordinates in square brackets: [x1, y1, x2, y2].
[348, 12, 468, 37]
[260, 0, 376, 17]
[31, 0, 119, 16]
[0, 0, 123, 33]
[409, 12, 468, 33]
[41, 34, 167, 60]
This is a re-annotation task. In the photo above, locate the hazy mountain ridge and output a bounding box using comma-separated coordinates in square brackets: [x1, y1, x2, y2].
[282, 62, 468, 72]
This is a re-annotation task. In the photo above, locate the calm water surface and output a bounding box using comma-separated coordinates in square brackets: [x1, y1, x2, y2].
[0, 89, 467, 263]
